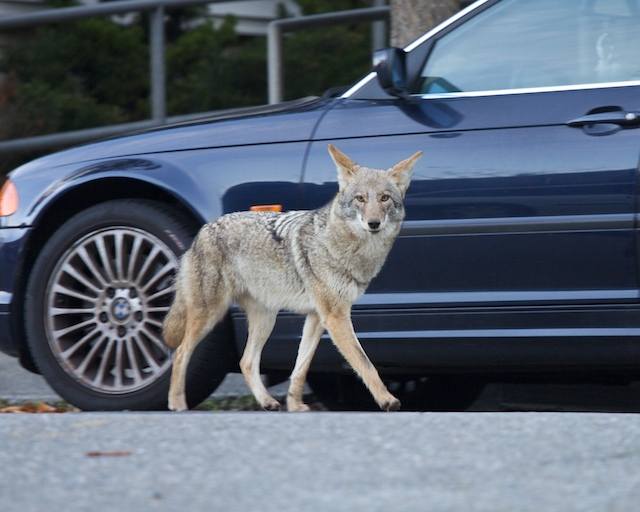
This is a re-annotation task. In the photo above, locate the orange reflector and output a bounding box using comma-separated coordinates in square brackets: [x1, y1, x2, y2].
[0, 179, 18, 216]
[250, 204, 283, 213]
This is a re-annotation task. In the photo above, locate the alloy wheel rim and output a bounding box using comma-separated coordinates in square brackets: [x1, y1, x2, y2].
[45, 227, 177, 394]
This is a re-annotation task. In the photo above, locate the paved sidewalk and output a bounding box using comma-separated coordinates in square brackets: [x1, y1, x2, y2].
[1, 412, 639, 512]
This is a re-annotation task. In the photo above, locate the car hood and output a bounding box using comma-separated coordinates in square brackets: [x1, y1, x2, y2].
[13, 96, 330, 172]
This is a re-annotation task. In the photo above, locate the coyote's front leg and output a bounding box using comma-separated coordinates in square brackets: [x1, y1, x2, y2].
[321, 306, 400, 412]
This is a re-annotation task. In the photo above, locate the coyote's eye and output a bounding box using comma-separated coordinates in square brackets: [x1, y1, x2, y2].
[380, 194, 390, 202]
[355, 195, 366, 203]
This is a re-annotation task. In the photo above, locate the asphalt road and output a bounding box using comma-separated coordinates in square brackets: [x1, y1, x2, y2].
[0, 352, 287, 402]
[1, 411, 639, 512]
[6, 350, 640, 412]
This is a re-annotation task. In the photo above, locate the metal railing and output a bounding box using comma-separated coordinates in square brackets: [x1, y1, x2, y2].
[267, 5, 389, 104]
[0, 0, 230, 155]
[0, 1, 389, 156]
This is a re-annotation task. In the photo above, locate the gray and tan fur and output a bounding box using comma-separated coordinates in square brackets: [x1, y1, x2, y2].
[164, 145, 422, 412]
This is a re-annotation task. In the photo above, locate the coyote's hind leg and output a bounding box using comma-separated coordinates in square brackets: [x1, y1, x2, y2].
[287, 313, 324, 412]
[168, 303, 226, 411]
[168, 312, 208, 411]
[239, 298, 279, 410]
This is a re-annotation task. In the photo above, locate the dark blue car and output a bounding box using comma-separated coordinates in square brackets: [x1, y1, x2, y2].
[2, 0, 640, 410]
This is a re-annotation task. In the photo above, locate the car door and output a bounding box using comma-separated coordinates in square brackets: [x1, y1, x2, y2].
[303, 0, 640, 356]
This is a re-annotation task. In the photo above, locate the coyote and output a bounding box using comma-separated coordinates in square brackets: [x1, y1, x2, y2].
[163, 145, 422, 412]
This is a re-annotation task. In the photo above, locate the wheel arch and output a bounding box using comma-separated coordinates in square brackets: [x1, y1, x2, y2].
[14, 176, 211, 373]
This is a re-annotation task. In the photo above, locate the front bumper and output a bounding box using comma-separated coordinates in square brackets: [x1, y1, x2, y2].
[0, 227, 32, 356]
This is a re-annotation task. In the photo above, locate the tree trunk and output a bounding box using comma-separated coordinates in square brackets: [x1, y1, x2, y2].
[390, 0, 460, 48]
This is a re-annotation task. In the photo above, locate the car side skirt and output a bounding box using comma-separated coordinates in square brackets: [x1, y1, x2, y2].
[231, 305, 640, 374]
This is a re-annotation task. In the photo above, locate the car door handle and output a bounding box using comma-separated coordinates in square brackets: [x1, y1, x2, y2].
[567, 111, 640, 127]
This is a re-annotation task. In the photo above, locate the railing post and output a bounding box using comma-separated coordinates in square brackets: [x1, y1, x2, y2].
[267, 21, 283, 105]
[149, 6, 166, 123]
[371, 0, 387, 51]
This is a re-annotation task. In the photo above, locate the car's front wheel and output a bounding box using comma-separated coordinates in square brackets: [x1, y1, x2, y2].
[25, 199, 235, 410]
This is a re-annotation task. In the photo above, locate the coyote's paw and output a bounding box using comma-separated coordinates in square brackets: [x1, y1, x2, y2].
[261, 398, 282, 411]
[168, 395, 188, 412]
[380, 397, 401, 412]
[286, 399, 311, 412]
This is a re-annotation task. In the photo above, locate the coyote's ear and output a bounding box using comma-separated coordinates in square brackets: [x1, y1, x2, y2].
[388, 151, 422, 196]
[328, 144, 359, 190]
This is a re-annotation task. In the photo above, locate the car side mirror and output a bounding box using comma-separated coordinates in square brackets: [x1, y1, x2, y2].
[373, 47, 408, 98]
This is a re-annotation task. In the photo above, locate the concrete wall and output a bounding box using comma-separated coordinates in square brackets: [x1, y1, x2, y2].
[209, 0, 302, 36]
[0, 0, 46, 17]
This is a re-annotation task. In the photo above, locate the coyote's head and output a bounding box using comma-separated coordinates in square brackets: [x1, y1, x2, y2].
[328, 144, 422, 235]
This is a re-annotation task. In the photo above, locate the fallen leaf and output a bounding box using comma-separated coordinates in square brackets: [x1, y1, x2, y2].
[0, 401, 74, 413]
[35, 402, 57, 413]
[86, 451, 132, 457]
[0, 405, 27, 413]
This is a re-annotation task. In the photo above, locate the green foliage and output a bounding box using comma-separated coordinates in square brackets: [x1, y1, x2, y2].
[1, 17, 148, 139]
[166, 17, 267, 113]
[296, 0, 369, 15]
[285, 0, 374, 99]
[0, 0, 376, 175]
[284, 26, 371, 99]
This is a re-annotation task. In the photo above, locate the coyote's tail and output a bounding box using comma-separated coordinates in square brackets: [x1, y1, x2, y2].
[163, 267, 187, 349]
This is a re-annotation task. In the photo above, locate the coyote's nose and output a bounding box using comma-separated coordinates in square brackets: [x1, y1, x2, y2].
[368, 220, 381, 231]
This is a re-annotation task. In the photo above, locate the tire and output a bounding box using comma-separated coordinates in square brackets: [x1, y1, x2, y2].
[25, 199, 236, 411]
[308, 373, 484, 412]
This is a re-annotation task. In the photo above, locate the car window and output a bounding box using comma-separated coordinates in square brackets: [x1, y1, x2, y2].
[417, 0, 640, 95]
